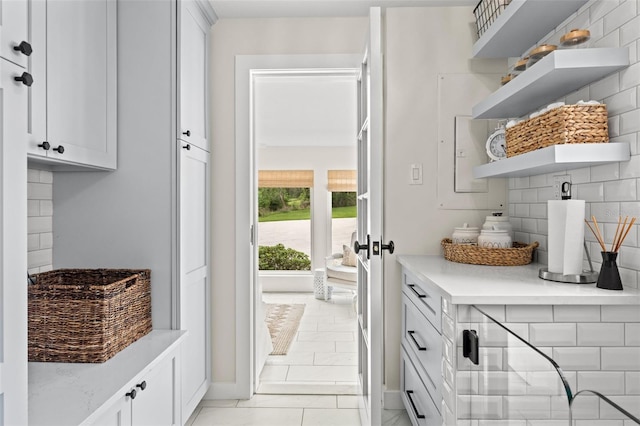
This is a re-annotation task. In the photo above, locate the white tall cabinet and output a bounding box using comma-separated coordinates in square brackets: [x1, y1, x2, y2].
[0, 1, 30, 424]
[0, 45, 29, 426]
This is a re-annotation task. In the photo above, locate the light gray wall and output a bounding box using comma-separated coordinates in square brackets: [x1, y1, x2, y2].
[210, 16, 368, 384]
[507, 0, 640, 288]
[382, 7, 505, 392]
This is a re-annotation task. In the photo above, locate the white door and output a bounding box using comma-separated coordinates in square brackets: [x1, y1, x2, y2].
[355, 8, 386, 426]
[179, 140, 211, 423]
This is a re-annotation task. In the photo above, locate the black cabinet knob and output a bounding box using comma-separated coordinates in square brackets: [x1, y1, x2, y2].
[136, 381, 147, 391]
[53, 145, 64, 154]
[13, 41, 32, 56]
[126, 389, 137, 400]
[182, 130, 191, 137]
[38, 141, 50, 151]
[182, 144, 191, 150]
[14, 72, 33, 87]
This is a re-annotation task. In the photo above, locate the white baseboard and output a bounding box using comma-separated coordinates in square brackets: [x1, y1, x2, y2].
[383, 389, 404, 410]
[205, 382, 251, 401]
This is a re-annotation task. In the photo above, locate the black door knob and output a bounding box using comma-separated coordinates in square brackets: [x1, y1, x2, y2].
[14, 72, 33, 87]
[13, 41, 33, 56]
[53, 145, 64, 154]
[136, 381, 147, 391]
[38, 142, 50, 151]
[182, 144, 191, 150]
[354, 235, 371, 260]
[381, 241, 395, 254]
[126, 389, 137, 400]
[182, 130, 191, 137]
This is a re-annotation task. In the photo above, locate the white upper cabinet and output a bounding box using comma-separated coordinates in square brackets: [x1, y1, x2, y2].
[28, 0, 117, 170]
[179, 0, 211, 152]
[0, 0, 29, 68]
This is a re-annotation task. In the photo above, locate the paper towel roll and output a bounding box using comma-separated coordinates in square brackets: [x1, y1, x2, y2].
[548, 200, 585, 275]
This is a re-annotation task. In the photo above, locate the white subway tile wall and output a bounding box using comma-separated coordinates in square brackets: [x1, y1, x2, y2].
[453, 304, 640, 422]
[28, 169, 53, 273]
[509, 0, 640, 289]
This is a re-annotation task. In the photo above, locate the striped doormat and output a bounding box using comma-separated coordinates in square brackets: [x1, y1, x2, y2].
[265, 303, 305, 355]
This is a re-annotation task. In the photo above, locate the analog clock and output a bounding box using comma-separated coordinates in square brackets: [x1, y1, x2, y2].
[485, 127, 507, 161]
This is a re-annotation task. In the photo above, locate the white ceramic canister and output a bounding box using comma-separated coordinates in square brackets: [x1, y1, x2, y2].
[452, 223, 480, 245]
[478, 227, 513, 248]
[482, 213, 514, 240]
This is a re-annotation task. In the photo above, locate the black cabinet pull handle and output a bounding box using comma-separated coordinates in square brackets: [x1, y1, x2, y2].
[182, 144, 191, 150]
[408, 284, 427, 299]
[126, 389, 137, 400]
[14, 72, 33, 87]
[182, 130, 191, 137]
[13, 41, 33, 56]
[136, 381, 147, 391]
[405, 390, 425, 419]
[38, 142, 50, 151]
[407, 330, 427, 351]
[53, 145, 65, 154]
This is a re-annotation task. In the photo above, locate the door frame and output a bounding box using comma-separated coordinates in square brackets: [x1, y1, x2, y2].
[233, 54, 362, 399]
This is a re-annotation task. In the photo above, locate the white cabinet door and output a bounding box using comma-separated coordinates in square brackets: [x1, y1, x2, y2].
[45, 0, 117, 169]
[26, 0, 47, 157]
[179, 0, 210, 152]
[0, 0, 29, 68]
[131, 349, 180, 426]
[0, 58, 28, 426]
[90, 395, 133, 426]
[179, 140, 210, 423]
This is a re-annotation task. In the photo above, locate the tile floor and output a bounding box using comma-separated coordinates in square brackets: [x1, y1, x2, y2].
[187, 292, 411, 425]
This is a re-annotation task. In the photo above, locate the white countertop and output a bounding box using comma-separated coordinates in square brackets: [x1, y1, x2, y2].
[29, 329, 186, 426]
[397, 255, 640, 305]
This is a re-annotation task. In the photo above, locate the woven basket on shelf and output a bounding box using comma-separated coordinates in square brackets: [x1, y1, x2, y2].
[28, 269, 152, 363]
[441, 238, 539, 266]
[505, 104, 609, 157]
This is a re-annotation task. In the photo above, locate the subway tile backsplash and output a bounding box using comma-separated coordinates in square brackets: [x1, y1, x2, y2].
[510, 0, 640, 289]
[28, 169, 53, 273]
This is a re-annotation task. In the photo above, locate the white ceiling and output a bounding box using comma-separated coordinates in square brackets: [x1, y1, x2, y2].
[209, 0, 477, 19]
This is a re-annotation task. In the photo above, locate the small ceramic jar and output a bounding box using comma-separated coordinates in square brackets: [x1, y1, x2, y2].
[482, 213, 514, 240]
[478, 227, 513, 248]
[452, 223, 480, 245]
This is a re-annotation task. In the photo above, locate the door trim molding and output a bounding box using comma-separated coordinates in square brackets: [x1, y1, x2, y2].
[230, 54, 361, 400]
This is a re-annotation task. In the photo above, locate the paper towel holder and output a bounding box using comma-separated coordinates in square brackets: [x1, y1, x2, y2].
[538, 241, 598, 284]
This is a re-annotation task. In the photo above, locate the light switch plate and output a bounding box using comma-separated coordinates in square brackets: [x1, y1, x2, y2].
[553, 175, 571, 199]
[410, 163, 423, 185]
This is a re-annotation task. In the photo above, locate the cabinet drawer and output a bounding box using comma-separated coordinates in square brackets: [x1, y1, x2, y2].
[401, 347, 441, 426]
[402, 295, 442, 406]
[402, 268, 441, 331]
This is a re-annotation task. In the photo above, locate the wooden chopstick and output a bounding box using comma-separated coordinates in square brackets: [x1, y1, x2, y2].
[611, 216, 623, 252]
[585, 218, 606, 251]
[615, 217, 636, 252]
[592, 216, 606, 251]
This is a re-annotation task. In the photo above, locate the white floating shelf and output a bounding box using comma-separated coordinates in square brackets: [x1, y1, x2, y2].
[473, 143, 630, 178]
[472, 0, 588, 58]
[472, 48, 629, 119]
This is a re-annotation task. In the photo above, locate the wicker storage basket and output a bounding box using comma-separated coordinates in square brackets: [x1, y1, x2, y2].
[441, 238, 539, 266]
[505, 104, 609, 157]
[28, 269, 152, 363]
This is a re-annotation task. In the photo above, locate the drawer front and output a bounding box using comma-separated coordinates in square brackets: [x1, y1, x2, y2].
[401, 347, 442, 426]
[402, 268, 441, 331]
[402, 295, 442, 405]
